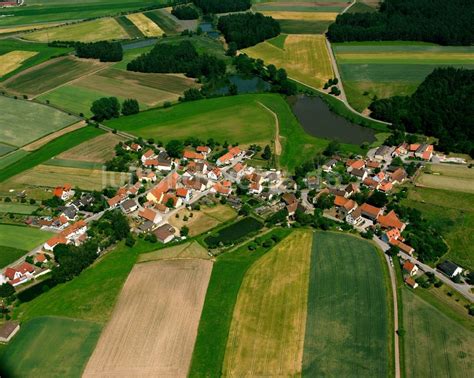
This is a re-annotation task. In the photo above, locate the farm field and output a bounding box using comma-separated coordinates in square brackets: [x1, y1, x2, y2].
[0, 316, 101, 378]
[401, 288, 474, 378]
[0, 246, 27, 269]
[204, 217, 263, 247]
[0, 224, 53, 251]
[402, 187, 474, 270]
[243, 34, 333, 89]
[0, 50, 37, 77]
[0, 96, 78, 147]
[0, 22, 65, 35]
[0, 143, 16, 157]
[189, 228, 293, 377]
[0, 126, 103, 183]
[23, 17, 129, 42]
[252, 1, 347, 13]
[417, 164, 474, 194]
[0, 150, 30, 170]
[169, 204, 237, 237]
[113, 44, 155, 70]
[56, 133, 124, 163]
[138, 241, 210, 263]
[0, 203, 39, 215]
[115, 15, 143, 39]
[223, 230, 312, 376]
[333, 42, 474, 111]
[144, 8, 182, 34]
[83, 259, 213, 377]
[302, 231, 391, 377]
[126, 12, 163, 37]
[22, 121, 86, 152]
[4, 56, 107, 97]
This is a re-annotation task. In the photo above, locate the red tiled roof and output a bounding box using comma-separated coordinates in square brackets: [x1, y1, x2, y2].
[184, 150, 204, 160]
[350, 160, 365, 170]
[143, 158, 158, 166]
[360, 203, 382, 219]
[403, 260, 416, 272]
[378, 210, 405, 230]
[334, 195, 349, 207]
[217, 152, 233, 164]
[142, 149, 155, 158]
[229, 147, 241, 156]
[138, 208, 158, 222]
[196, 146, 210, 153]
[176, 188, 188, 197]
[45, 235, 68, 248]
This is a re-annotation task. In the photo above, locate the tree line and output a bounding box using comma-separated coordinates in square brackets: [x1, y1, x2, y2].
[127, 41, 225, 80]
[192, 0, 251, 14]
[327, 0, 473, 46]
[369, 67, 474, 156]
[91, 97, 139, 121]
[172, 4, 199, 19]
[48, 40, 123, 61]
[218, 12, 280, 49]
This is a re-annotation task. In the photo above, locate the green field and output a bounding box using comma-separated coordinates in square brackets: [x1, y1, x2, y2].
[113, 44, 155, 70]
[0, 202, 39, 214]
[302, 231, 392, 376]
[0, 224, 53, 251]
[4, 56, 104, 97]
[278, 19, 334, 34]
[401, 288, 474, 378]
[0, 0, 168, 27]
[0, 246, 27, 269]
[0, 96, 78, 147]
[144, 9, 181, 34]
[0, 126, 103, 183]
[189, 228, 293, 377]
[0, 316, 101, 378]
[0, 149, 30, 170]
[0, 143, 15, 157]
[333, 42, 474, 111]
[402, 187, 474, 270]
[0, 39, 71, 81]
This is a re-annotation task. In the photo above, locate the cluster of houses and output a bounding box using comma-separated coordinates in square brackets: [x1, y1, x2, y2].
[0, 254, 49, 287]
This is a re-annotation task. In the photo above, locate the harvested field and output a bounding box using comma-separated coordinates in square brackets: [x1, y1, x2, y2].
[83, 259, 213, 377]
[0, 50, 37, 77]
[417, 164, 474, 194]
[138, 241, 209, 262]
[126, 12, 163, 37]
[261, 11, 338, 20]
[115, 15, 143, 38]
[243, 34, 333, 88]
[22, 121, 86, 151]
[23, 17, 129, 43]
[57, 133, 124, 163]
[223, 230, 312, 376]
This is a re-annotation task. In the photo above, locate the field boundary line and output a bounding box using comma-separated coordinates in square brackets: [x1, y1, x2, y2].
[22, 120, 86, 151]
[256, 101, 282, 156]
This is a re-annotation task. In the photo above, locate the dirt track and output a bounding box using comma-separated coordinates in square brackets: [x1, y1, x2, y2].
[83, 259, 213, 377]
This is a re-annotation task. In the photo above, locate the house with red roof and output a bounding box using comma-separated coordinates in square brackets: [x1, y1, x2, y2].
[405, 276, 418, 289]
[138, 208, 162, 224]
[176, 187, 190, 202]
[211, 182, 231, 196]
[208, 167, 222, 181]
[53, 184, 73, 201]
[4, 262, 36, 287]
[130, 143, 142, 152]
[43, 235, 68, 251]
[141, 149, 156, 164]
[378, 210, 406, 231]
[360, 203, 383, 221]
[196, 146, 211, 155]
[403, 260, 418, 276]
[183, 150, 205, 161]
[389, 238, 415, 255]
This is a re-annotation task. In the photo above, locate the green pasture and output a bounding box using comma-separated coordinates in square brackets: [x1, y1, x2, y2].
[0, 149, 30, 170]
[0, 96, 78, 147]
[0, 39, 71, 81]
[0, 246, 27, 269]
[0, 126, 103, 183]
[302, 231, 392, 377]
[267, 34, 287, 49]
[189, 228, 293, 377]
[347, 1, 378, 13]
[0, 316, 101, 378]
[278, 19, 333, 34]
[113, 45, 155, 70]
[0, 224, 53, 251]
[0, 202, 39, 214]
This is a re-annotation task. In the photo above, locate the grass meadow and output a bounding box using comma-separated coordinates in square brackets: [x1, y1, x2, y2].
[0, 202, 39, 215]
[417, 164, 474, 194]
[223, 230, 312, 376]
[0, 246, 28, 269]
[0, 316, 101, 378]
[0, 150, 30, 170]
[189, 228, 293, 377]
[302, 231, 392, 377]
[333, 42, 474, 111]
[0, 96, 78, 147]
[0, 224, 53, 251]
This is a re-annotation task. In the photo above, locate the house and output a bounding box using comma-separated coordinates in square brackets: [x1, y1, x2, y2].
[162, 193, 182, 208]
[389, 168, 407, 184]
[344, 183, 358, 197]
[208, 167, 222, 181]
[138, 208, 162, 224]
[43, 235, 68, 251]
[229, 162, 245, 178]
[382, 228, 401, 243]
[4, 262, 35, 286]
[62, 220, 87, 242]
[130, 143, 142, 152]
[121, 199, 138, 213]
[379, 181, 393, 192]
[362, 177, 380, 191]
[139, 220, 155, 233]
[349, 160, 366, 171]
[211, 183, 231, 196]
[136, 168, 157, 183]
[216, 152, 234, 166]
[35, 253, 47, 264]
[146, 172, 180, 203]
[346, 207, 363, 225]
[389, 238, 414, 255]
[366, 160, 380, 170]
[414, 144, 433, 160]
[0, 322, 20, 343]
[350, 168, 368, 181]
[286, 202, 298, 216]
[176, 187, 191, 202]
[403, 260, 419, 276]
[61, 205, 77, 221]
[196, 146, 211, 155]
[378, 210, 406, 231]
[183, 150, 205, 161]
[53, 184, 73, 201]
[437, 260, 463, 278]
[393, 142, 408, 157]
[374, 145, 392, 161]
[249, 182, 263, 194]
[360, 203, 383, 221]
[107, 194, 126, 209]
[282, 193, 297, 206]
[51, 214, 69, 230]
[322, 159, 337, 172]
[183, 177, 206, 192]
[141, 149, 156, 164]
[405, 277, 418, 289]
[153, 223, 175, 243]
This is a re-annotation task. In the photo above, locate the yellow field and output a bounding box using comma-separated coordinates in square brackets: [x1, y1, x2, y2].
[261, 11, 338, 21]
[223, 230, 312, 376]
[336, 52, 474, 63]
[138, 241, 210, 263]
[57, 133, 124, 163]
[0, 51, 38, 77]
[418, 164, 474, 194]
[24, 18, 129, 43]
[243, 34, 333, 88]
[0, 23, 64, 35]
[127, 13, 163, 37]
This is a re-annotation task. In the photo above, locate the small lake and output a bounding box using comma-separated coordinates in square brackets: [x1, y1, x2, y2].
[288, 95, 376, 144]
[213, 75, 270, 95]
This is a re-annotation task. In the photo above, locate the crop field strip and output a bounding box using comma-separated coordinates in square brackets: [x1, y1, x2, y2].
[0, 50, 38, 77]
[22, 121, 86, 152]
[144, 9, 181, 34]
[56, 133, 125, 163]
[83, 259, 213, 377]
[138, 241, 210, 263]
[115, 15, 144, 39]
[302, 231, 391, 377]
[223, 230, 312, 376]
[126, 12, 164, 37]
[0, 246, 28, 269]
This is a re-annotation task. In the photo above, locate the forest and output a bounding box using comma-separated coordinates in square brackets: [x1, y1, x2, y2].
[192, 0, 251, 14]
[327, 0, 473, 45]
[126, 41, 226, 79]
[217, 13, 280, 49]
[171, 4, 199, 20]
[75, 41, 123, 62]
[369, 68, 474, 156]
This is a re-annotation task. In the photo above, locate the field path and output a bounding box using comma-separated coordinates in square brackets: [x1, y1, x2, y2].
[257, 101, 282, 156]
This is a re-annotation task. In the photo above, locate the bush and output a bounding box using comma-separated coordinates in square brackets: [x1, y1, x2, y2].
[122, 98, 139, 116]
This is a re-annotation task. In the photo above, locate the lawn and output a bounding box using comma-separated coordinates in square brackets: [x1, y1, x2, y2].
[0, 39, 71, 81]
[0, 224, 53, 251]
[0, 150, 30, 170]
[401, 288, 474, 378]
[0, 316, 101, 378]
[4, 56, 106, 97]
[417, 164, 474, 194]
[333, 42, 474, 111]
[278, 19, 334, 34]
[0, 96, 78, 147]
[189, 228, 293, 377]
[113, 44, 155, 70]
[0, 246, 27, 269]
[243, 34, 334, 89]
[223, 230, 312, 376]
[0, 202, 39, 214]
[402, 186, 474, 270]
[302, 231, 392, 377]
[14, 239, 158, 323]
[0, 126, 103, 183]
[126, 12, 163, 37]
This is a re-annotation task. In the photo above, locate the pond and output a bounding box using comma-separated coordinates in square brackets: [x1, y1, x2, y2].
[213, 75, 270, 95]
[288, 95, 376, 144]
[199, 22, 220, 39]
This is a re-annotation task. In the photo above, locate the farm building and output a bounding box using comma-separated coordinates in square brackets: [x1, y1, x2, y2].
[437, 261, 463, 278]
[153, 223, 175, 243]
[0, 322, 20, 343]
[402, 261, 418, 276]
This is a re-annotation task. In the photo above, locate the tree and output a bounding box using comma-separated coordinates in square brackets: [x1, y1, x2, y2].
[125, 235, 135, 247]
[0, 283, 14, 298]
[262, 145, 272, 160]
[165, 140, 184, 158]
[323, 140, 340, 156]
[181, 225, 189, 237]
[182, 88, 203, 102]
[315, 193, 334, 210]
[166, 198, 175, 208]
[226, 42, 238, 56]
[228, 83, 238, 96]
[122, 98, 139, 116]
[90, 97, 120, 121]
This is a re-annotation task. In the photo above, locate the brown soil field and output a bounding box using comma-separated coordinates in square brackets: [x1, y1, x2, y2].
[56, 133, 124, 162]
[138, 241, 210, 262]
[83, 259, 213, 377]
[22, 121, 86, 151]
